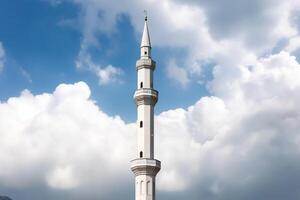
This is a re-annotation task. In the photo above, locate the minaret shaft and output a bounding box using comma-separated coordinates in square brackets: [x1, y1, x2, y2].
[137, 104, 154, 158]
[131, 16, 160, 200]
[137, 68, 153, 89]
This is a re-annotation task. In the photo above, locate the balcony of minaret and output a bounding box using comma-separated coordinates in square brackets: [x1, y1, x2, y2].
[130, 158, 161, 176]
[136, 58, 156, 70]
[134, 88, 158, 106]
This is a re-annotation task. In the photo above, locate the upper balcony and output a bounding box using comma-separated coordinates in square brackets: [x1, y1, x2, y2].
[136, 58, 156, 70]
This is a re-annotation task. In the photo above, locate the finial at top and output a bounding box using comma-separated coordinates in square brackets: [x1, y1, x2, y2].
[144, 10, 148, 21]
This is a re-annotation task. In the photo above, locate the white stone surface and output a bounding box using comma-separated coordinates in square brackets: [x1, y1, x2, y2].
[131, 17, 160, 200]
[141, 19, 151, 48]
[141, 19, 151, 58]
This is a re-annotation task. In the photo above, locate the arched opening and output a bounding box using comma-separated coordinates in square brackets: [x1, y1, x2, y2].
[140, 121, 143, 128]
[140, 82, 143, 88]
[140, 151, 143, 158]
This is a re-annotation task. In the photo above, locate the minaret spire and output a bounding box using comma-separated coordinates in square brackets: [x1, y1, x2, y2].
[131, 13, 160, 200]
[141, 11, 151, 48]
[140, 11, 151, 58]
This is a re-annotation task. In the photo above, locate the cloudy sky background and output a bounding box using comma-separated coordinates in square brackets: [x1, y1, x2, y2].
[1, 0, 300, 199]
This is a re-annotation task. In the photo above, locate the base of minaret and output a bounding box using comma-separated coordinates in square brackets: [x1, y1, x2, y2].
[131, 159, 161, 200]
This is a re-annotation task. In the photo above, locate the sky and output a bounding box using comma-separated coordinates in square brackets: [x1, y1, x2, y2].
[0, 0, 300, 200]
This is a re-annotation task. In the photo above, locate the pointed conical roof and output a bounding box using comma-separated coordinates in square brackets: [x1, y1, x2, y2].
[141, 16, 151, 47]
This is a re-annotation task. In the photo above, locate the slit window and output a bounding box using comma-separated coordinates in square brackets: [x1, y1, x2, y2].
[140, 121, 143, 128]
[140, 82, 143, 88]
[140, 151, 143, 158]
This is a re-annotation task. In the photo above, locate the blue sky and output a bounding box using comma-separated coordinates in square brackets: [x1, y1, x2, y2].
[1, 1, 300, 200]
[0, 0, 208, 122]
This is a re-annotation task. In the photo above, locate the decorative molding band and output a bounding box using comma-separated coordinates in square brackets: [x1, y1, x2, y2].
[134, 88, 158, 106]
[130, 158, 161, 176]
[136, 59, 156, 70]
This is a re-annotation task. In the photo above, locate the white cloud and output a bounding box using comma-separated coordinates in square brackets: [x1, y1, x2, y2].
[0, 82, 135, 192]
[56, 0, 300, 85]
[166, 60, 190, 87]
[284, 35, 300, 53]
[2, 51, 300, 199]
[75, 46, 122, 85]
[0, 42, 5, 73]
[3, 0, 300, 199]
[53, 0, 124, 85]
[59, 0, 220, 85]
[96, 64, 122, 85]
[46, 166, 78, 189]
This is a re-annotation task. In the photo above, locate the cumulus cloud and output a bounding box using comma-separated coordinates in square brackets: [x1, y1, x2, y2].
[2, 0, 300, 199]
[76, 46, 122, 85]
[177, 0, 297, 50]
[0, 42, 5, 72]
[157, 51, 300, 199]
[166, 60, 190, 87]
[2, 51, 300, 200]
[58, 0, 219, 84]
[55, 0, 300, 85]
[0, 82, 134, 193]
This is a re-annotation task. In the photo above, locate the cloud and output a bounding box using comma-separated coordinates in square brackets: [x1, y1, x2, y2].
[157, 51, 300, 199]
[46, 166, 79, 189]
[57, 0, 219, 84]
[56, 0, 124, 85]
[2, 51, 300, 200]
[0, 82, 135, 198]
[54, 0, 300, 85]
[166, 59, 190, 87]
[75, 46, 122, 85]
[176, 0, 298, 51]
[2, 0, 300, 199]
[284, 35, 300, 53]
[0, 42, 5, 73]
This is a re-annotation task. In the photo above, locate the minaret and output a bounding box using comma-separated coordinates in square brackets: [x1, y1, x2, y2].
[131, 14, 161, 200]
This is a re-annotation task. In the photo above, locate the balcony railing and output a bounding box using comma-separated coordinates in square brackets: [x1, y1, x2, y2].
[136, 59, 156, 69]
[134, 88, 158, 98]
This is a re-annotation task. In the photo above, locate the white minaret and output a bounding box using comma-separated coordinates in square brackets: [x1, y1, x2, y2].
[131, 14, 161, 200]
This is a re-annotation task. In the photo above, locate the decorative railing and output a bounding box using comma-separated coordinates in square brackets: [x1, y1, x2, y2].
[136, 59, 156, 70]
[134, 88, 158, 98]
[130, 158, 161, 168]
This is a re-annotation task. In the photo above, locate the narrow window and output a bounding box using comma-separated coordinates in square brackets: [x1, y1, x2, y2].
[140, 82, 143, 88]
[140, 151, 143, 158]
[140, 121, 143, 128]
[144, 51, 147, 55]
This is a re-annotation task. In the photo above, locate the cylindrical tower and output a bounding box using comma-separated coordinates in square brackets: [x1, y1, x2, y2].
[131, 15, 160, 200]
